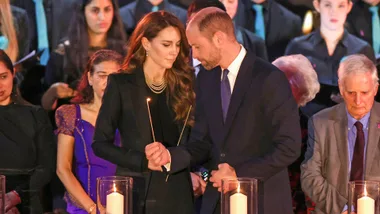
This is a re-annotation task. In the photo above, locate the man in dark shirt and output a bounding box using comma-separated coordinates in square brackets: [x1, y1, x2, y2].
[346, 0, 380, 56]
[236, 0, 302, 61]
[120, 0, 187, 35]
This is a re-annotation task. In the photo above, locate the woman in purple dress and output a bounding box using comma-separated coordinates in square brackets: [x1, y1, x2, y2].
[56, 50, 123, 214]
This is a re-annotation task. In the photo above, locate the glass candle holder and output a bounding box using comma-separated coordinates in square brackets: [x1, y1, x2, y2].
[97, 176, 133, 214]
[348, 180, 380, 214]
[0, 175, 4, 214]
[221, 177, 258, 214]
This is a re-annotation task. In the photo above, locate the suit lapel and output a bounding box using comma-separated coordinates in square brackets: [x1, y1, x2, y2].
[365, 102, 380, 176]
[203, 67, 225, 145]
[130, 68, 152, 146]
[222, 53, 255, 145]
[333, 104, 349, 183]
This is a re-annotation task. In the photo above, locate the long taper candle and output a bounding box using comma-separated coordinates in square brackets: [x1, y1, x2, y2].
[166, 105, 192, 182]
[146, 98, 156, 142]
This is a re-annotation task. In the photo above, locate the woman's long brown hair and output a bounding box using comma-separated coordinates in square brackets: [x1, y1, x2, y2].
[122, 11, 195, 126]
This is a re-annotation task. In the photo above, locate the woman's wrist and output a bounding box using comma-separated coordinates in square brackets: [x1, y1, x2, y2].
[87, 203, 96, 213]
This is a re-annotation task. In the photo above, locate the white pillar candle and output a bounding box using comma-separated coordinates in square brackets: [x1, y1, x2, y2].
[230, 185, 247, 214]
[357, 195, 375, 214]
[106, 184, 124, 214]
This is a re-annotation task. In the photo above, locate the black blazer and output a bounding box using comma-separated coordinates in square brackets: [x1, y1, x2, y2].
[92, 68, 193, 214]
[169, 52, 301, 214]
[236, 0, 302, 61]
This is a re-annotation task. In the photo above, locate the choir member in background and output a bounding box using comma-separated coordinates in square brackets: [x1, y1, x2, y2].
[285, 0, 375, 118]
[42, 0, 127, 112]
[237, 0, 302, 61]
[56, 49, 123, 214]
[92, 11, 195, 214]
[0, 49, 55, 214]
[120, 0, 187, 34]
[346, 0, 380, 56]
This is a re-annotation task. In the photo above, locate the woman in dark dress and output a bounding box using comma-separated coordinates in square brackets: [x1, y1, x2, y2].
[0, 50, 55, 214]
[42, 0, 127, 111]
[92, 11, 195, 214]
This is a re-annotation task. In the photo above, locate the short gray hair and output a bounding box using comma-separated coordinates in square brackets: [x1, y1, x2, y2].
[273, 54, 320, 107]
[338, 54, 379, 86]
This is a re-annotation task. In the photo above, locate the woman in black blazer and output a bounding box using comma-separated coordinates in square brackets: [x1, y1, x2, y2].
[92, 11, 195, 214]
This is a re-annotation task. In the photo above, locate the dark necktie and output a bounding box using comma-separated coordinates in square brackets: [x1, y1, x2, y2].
[350, 121, 365, 181]
[221, 69, 231, 122]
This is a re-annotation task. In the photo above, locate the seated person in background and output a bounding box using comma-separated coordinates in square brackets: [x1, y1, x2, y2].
[42, 0, 127, 112]
[273, 54, 320, 213]
[56, 50, 123, 214]
[286, 0, 375, 118]
[273, 54, 320, 108]
[120, 0, 187, 34]
[301, 54, 380, 214]
[346, 0, 380, 56]
[0, 49, 55, 214]
[237, 0, 302, 61]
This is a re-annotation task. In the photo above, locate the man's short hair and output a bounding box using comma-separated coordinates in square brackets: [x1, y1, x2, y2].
[187, 0, 226, 19]
[273, 55, 320, 107]
[338, 54, 379, 86]
[188, 7, 235, 41]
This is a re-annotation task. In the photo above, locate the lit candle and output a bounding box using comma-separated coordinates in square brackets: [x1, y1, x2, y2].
[106, 183, 124, 214]
[302, 10, 313, 35]
[230, 184, 247, 214]
[357, 186, 375, 214]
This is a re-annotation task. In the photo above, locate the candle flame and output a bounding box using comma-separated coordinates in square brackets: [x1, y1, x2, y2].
[237, 183, 240, 193]
[147, 98, 151, 102]
[113, 183, 117, 192]
[364, 184, 368, 196]
[302, 10, 313, 35]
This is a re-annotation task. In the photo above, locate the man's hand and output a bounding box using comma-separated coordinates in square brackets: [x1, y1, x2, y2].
[5, 191, 21, 212]
[191, 172, 206, 197]
[145, 142, 171, 167]
[51, 82, 78, 99]
[209, 163, 237, 192]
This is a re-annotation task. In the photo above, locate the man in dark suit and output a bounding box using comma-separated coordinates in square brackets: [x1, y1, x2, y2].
[346, 0, 380, 56]
[120, 0, 187, 35]
[301, 54, 380, 214]
[146, 7, 301, 214]
[10, 0, 76, 57]
[235, 0, 302, 61]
